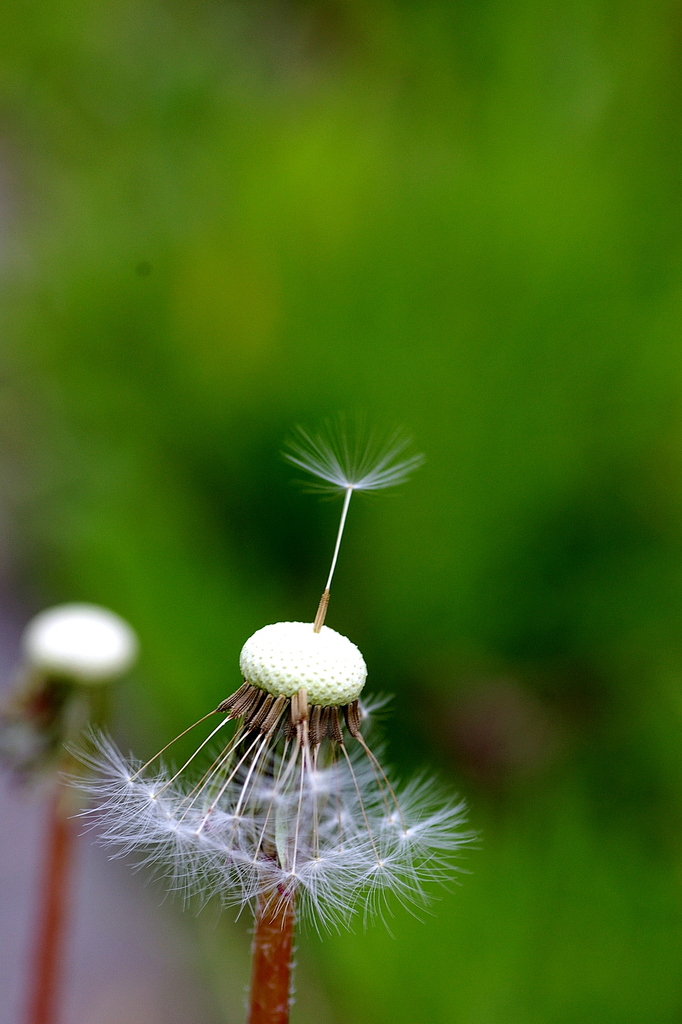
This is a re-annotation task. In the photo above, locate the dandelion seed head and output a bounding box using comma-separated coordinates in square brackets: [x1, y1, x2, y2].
[78, 422, 474, 931]
[79, 688, 473, 929]
[23, 603, 138, 683]
[240, 621, 366, 705]
[0, 604, 138, 780]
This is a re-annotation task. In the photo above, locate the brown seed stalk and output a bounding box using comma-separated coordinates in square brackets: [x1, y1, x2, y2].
[312, 589, 330, 633]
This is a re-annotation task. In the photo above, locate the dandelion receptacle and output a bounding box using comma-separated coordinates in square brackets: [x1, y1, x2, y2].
[82, 421, 472, 1024]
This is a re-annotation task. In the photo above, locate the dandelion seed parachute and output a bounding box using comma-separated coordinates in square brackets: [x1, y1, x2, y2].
[80, 689, 469, 927]
[284, 418, 425, 620]
[283, 418, 425, 494]
[80, 422, 471, 930]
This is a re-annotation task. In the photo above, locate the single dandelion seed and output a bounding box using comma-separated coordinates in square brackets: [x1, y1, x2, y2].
[284, 416, 425, 629]
[80, 421, 471, 1024]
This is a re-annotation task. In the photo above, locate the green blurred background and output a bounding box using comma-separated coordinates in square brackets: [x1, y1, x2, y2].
[3, 0, 682, 1020]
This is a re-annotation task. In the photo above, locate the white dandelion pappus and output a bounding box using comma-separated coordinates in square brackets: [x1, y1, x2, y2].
[80, 421, 471, 931]
[285, 418, 424, 610]
[284, 418, 425, 494]
[81, 690, 469, 927]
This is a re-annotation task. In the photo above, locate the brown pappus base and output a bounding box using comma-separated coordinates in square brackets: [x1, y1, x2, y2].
[216, 682, 362, 744]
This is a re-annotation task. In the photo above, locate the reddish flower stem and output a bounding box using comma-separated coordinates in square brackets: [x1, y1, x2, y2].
[248, 892, 296, 1024]
[26, 790, 75, 1024]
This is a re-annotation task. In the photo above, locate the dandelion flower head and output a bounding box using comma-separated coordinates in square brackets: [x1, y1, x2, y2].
[82, 422, 470, 927]
[0, 604, 137, 779]
[24, 604, 138, 683]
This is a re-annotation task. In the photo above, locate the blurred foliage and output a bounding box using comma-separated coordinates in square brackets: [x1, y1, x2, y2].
[2, 0, 682, 1019]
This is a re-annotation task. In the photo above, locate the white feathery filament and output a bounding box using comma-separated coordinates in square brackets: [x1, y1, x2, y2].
[284, 419, 424, 627]
[78, 695, 471, 928]
[325, 486, 352, 592]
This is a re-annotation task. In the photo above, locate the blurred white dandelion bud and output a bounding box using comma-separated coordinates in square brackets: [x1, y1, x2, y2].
[80, 421, 471, 928]
[23, 603, 138, 684]
[1, 603, 138, 778]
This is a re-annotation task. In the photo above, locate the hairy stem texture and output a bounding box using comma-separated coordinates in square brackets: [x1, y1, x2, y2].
[26, 790, 75, 1024]
[248, 892, 295, 1024]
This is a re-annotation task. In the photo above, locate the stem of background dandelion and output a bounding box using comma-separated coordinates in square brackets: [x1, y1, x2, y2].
[248, 892, 296, 1024]
[26, 787, 75, 1024]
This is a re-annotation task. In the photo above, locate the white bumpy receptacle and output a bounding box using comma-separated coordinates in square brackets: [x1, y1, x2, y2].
[239, 621, 367, 706]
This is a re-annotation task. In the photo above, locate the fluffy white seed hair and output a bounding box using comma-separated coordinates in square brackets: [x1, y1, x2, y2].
[78, 707, 473, 929]
[23, 603, 138, 683]
[283, 417, 424, 493]
[239, 622, 366, 706]
[284, 416, 424, 596]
